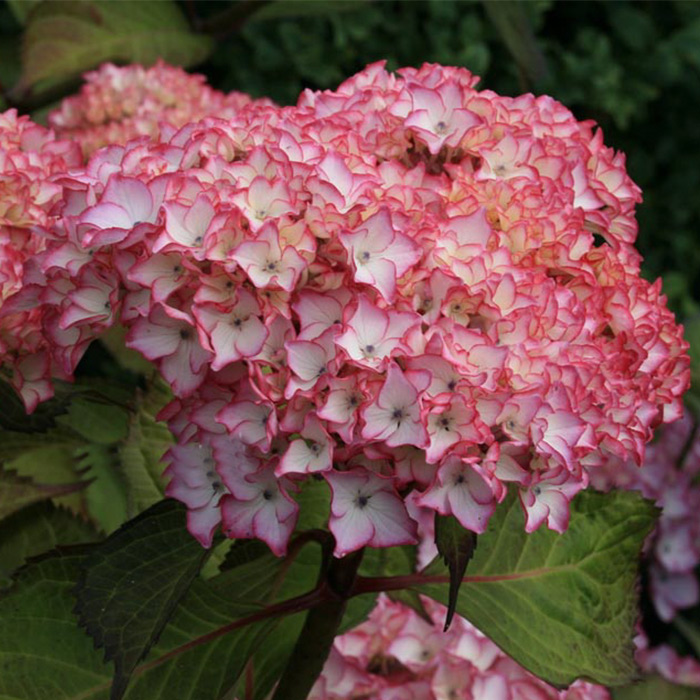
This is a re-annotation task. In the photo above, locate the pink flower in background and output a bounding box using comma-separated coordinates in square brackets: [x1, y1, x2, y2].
[48, 61, 273, 157]
[309, 594, 616, 700]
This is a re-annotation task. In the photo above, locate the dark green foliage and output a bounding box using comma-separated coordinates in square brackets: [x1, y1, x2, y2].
[419, 490, 658, 688]
[434, 512, 478, 631]
[74, 500, 210, 700]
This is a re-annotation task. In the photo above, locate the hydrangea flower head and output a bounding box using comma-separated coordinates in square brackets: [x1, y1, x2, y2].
[2, 61, 689, 556]
[48, 61, 273, 157]
[0, 110, 81, 408]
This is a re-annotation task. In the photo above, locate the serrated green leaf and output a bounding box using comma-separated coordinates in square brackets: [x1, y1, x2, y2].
[612, 675, 700, 699]
[60, 397, 130, 445]
[434, 512, 477, 631]
[0, 426, 80, 461]
[416, 490, 658, 687]
[0, 502, 100, 586]
[19, 0, 213, 92]
[0, 465, 88, 520]
[78, 444, 129, 533]
[117, 387, 172, 516]
[4, 441, 86, 514]
[74, 500, 208, 700]
[0, 535, 321, 699]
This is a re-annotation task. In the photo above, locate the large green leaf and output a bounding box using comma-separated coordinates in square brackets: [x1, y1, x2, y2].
[0, 538, 321, 699]
[19, 0, 213, 92]
[416, 490, 657, 687]
[59, 398, 130, 446]
[0, 465, 88, 520]
[0, 426, 81, 461]
[228, 543, 323, 700]
[612, 676, 700, 699]
[74, 500, 209, 700]
[0, 502, 99, 586]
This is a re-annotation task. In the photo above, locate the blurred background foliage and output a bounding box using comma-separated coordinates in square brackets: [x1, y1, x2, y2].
[1, 0, 699, 335]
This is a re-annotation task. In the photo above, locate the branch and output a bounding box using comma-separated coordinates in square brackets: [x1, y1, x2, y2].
[352, 567, 554, 595]
[271, 549, 364, 700]
[134, 585, 326, 678]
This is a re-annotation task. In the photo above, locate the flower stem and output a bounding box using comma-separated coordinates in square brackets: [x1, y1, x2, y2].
[271, 549, 364, 700]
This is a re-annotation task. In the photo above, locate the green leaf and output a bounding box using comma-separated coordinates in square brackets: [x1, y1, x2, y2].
[19, 0, 213, 92]
[612, 675, 700, 699]
[99, 326, 156, 375]
[60, 397, 130, 445]
[345, 543, 418, 633]
[434, 512, 477, 631]
[74, 499, 209, 700]
[229, 543, 323, 700]
[5, 0, 41, 25]
[117, 386, 172, 516]
[78, 444, 129, 533]
[0, 425, 80, 461]
[417, 490, 658, 687]
[0, 502, 99, 586]
[3, 439, 86, 514]
[246, 613, 306, 700]
[293, 476, 331, 532]
[0, 537, 320, 699]
[0, 465, 88, 520]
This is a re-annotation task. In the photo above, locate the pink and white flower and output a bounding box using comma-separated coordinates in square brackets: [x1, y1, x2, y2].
[325, 468, 418, 557]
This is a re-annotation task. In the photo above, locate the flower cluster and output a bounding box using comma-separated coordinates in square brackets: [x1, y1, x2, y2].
[0, 61, 689, 557]
[48, 61, 272, 157]
[0, 110, 81, 404]
[309, 594, 609, 700]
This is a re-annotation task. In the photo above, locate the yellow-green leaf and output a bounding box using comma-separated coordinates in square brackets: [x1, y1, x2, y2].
[19, 0, 213, 92]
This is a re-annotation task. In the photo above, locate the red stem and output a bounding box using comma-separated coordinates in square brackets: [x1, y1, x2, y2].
[134, 586, 327, 677]
[127, 565, 547, 683]
[352, 568, 551, 595]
